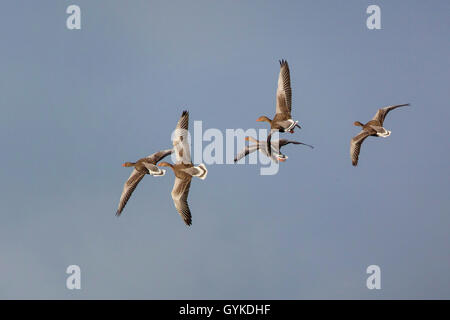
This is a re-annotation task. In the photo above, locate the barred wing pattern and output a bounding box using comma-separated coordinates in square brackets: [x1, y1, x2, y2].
[146, 149, 173, 163]
[173, 110, 191, 164]
[116, 169, 145, 216]
[234, 145, 259, 162]
[350, 131, 371, 166]
[372, 104, 409, 125]
[171, 178, 192, 226]
[275, 59, 292, 115]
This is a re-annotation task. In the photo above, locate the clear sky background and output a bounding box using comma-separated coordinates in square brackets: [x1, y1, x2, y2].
[0, 0, 449, 299]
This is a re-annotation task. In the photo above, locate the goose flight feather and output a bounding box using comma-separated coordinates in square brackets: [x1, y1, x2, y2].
[276, 59, 292, 115]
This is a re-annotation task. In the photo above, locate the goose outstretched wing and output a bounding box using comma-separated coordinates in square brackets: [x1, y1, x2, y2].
[234, 145, 259, 162]
[173, 111, 191, 164]
[146, 149, 173, 164]
[275, 59, 292, 115]
[350, 131, 371, 166]
[116, 169, 145, 216]
[171, 177, 192, 226]
[372, 104, 409, 125]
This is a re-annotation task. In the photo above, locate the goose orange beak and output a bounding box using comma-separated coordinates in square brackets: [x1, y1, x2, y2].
[122, 163, 126, 167]
[245, 137, 250, 141]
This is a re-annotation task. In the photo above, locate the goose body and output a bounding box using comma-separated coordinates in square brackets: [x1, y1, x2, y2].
[234, 136, 313, 163]
[116, 149, 173, 216]
[256, 60, 301, 155]
[159, 110, 207, 226]
[350, 103, 409, 166]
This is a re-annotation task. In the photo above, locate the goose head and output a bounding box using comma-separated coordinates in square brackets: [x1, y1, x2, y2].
[158, 162, 173, 168]
[122, 162, 135, 167]
[256, 116, 272, 124]
[245, 136, 258, 143]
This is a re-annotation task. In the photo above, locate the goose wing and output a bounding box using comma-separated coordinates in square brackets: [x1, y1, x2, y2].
[372, 104, 409, 125]
[275, 59, 292, 115]
[277, 139, 314, 149]
[146, 149, 173, 164]
[350, 130, 371, 166]
[116, 169, 145, 216]
[171, 177, 192, 226]
[173, 111, 191, 164]
[234, 145, 259, 162]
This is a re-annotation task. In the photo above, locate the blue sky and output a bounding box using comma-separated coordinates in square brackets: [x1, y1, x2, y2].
[0, 0, 449, 298]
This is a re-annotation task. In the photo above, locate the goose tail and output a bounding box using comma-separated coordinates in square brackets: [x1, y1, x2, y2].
[377, 130, 391, 138]
[193, 163, 208, 180]
[149, 167, 166, 176]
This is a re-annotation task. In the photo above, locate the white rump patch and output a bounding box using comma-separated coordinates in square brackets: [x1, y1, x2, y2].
[287, 120, 298, 131]
[377, 130, 391, 137]
[194, 163, 208, 180]
[150, 168, 166, 176]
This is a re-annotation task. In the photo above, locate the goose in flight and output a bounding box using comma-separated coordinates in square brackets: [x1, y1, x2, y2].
[350, 104, 410, 166]
[256, 60, 302, 155]
[116, 149, 173, 216]
[158, 110, 207, 226]
[234, 136, 313, 163]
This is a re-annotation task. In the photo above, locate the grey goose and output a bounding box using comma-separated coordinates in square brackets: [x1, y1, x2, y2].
[116, 149, 173, 216]
[234, 136, 313, 163]
[158, 110, 207, 226]
[256, 60, 302, 155]
[350, 104, 410, 166]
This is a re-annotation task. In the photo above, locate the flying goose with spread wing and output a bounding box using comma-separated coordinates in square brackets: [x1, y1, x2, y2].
[350, 103, 410, 166]
[158, 110, 207, 226]
[234, 136, 313, 163]
[256, 59, 302, 155]
[116, 149, 173, 216]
